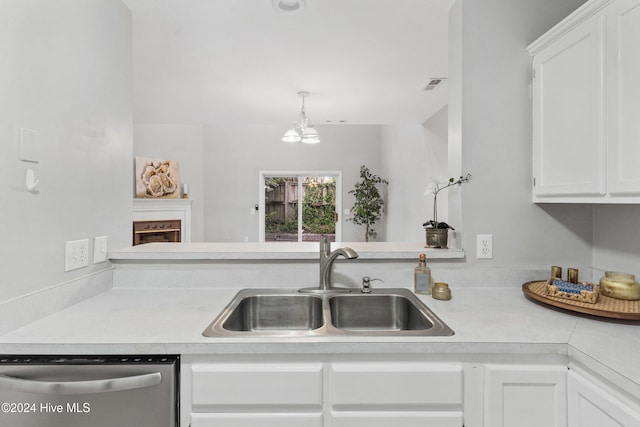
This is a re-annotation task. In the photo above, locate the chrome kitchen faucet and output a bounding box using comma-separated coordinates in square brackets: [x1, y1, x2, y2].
[300, 235, 358, 294]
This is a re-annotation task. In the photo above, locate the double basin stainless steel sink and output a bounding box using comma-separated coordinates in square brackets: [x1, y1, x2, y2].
[202, 288, 454, 337]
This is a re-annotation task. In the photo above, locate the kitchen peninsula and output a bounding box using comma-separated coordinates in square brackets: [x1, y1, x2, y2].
[1, 242, 640, 426]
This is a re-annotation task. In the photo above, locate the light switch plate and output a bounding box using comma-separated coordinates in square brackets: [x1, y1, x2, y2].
[93, 236, 108, 264]
[19, 128, 40, 163]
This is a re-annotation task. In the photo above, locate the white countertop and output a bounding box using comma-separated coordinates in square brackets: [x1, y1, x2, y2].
[0, 285, 638, 395]
[0, 286, 569, 352]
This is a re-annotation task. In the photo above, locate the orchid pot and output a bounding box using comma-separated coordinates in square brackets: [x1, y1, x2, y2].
[424, 228, 449, 248]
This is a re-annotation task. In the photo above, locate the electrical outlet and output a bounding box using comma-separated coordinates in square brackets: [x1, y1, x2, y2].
[94, 236, 108, 264]
[477, 234, 493, 259]
[65, 239, 90, 271]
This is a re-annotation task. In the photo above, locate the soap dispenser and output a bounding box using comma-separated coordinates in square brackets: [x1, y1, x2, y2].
[414, 253, 432, 295]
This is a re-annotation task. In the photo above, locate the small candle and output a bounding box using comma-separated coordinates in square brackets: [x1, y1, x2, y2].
[183, 183, 189, 194]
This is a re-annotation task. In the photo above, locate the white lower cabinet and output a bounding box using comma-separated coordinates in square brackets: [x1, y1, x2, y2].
[183, 357, 464, 427]
[484, 364, 568, 427]
[186, 356, 640, 427]
[568, 369, 640, 427]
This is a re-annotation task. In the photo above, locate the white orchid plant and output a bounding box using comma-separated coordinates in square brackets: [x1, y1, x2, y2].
[423, 173, 472, 230]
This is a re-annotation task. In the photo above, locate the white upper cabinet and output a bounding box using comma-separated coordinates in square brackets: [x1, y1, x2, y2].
[529, 0, 640, 203]
[531, 10, 606, 198]
[606, 0, 640, 196]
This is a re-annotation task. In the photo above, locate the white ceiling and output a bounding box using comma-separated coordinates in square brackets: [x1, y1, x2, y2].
[123, 0, 453, 125]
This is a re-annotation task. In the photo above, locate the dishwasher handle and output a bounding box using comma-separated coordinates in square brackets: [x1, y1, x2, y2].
[0, 372, 162, 395]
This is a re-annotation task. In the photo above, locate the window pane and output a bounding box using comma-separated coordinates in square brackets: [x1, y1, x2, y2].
[301, 176, 336, 242]
[264, 176, 299, 242]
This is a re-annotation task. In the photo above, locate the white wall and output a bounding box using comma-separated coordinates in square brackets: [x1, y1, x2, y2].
[202, 124, 383, 242]
[133, 124, 205, 241]
[381, 106, 449, 242]
[0, 0, 132, 325]
[593, 206, 640, 277]
[453, 0, 593, 268]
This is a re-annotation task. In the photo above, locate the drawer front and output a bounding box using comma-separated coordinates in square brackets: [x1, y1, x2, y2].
[332, 411, 463, 427]
[191, 363, 323, 406]
[330, 363, 463, 406]
[191, 413, 323, 427]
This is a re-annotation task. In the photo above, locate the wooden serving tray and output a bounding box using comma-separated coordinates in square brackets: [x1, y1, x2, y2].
[522, 280, 640, 320]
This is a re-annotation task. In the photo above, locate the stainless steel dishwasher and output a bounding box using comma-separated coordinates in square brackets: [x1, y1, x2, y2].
[0, 355, 179, 427]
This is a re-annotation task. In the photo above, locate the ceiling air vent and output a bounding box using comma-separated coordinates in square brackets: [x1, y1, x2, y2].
[422, 78, 447, 91]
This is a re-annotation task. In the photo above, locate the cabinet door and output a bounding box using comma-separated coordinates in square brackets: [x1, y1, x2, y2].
[532, 13, 606, 199]
[568, 370, 640, 427]
[606, 0, 640, 196]
[484, 364, 567, 427]
[331, 411, 463, 427]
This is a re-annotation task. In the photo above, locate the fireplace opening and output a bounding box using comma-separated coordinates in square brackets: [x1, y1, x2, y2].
[133, 219, 181, 246]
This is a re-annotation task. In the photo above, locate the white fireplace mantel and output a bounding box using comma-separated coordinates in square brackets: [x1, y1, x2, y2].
[132, 199, 192, 243]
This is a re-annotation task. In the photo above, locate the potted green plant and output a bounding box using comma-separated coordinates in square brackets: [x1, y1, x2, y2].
[348, 165, 389, 242]
[423, 173, 471, 248]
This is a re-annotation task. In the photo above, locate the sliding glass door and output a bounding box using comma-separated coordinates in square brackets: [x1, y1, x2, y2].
[260, 172, 341, 242]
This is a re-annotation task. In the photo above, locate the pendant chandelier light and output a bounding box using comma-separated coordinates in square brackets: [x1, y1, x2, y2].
[282, 91, 320, 144]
